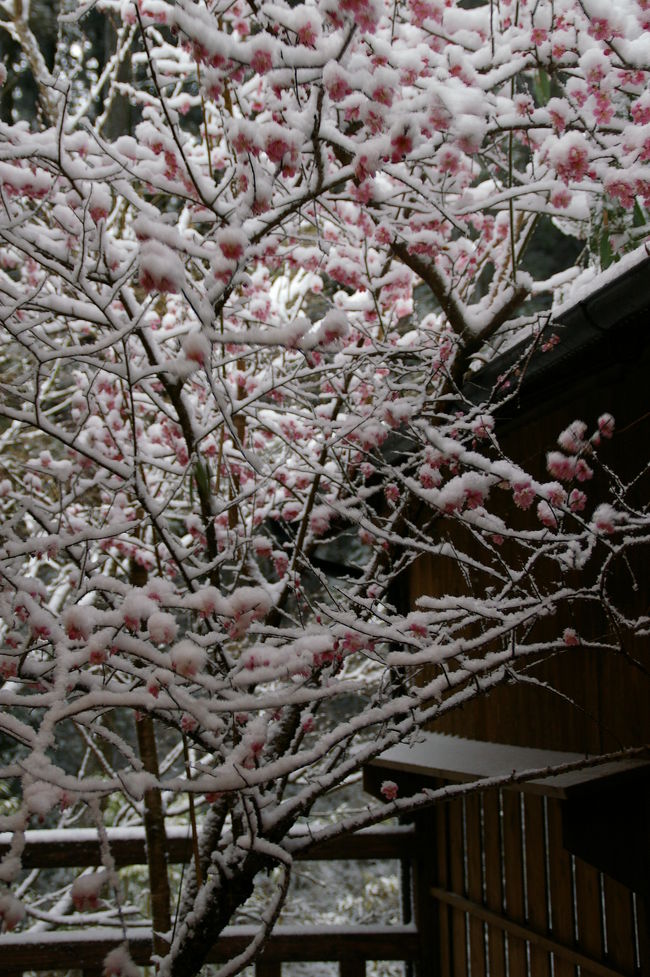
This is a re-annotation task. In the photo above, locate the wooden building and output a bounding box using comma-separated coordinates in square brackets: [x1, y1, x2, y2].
[368, 250, 650, 977]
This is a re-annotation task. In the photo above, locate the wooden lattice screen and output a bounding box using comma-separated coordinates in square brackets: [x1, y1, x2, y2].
[365, 733, 649, 977]
[429, 790, 644, 977]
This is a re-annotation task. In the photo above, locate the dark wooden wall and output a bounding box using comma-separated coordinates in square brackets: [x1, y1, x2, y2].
[408, 340, 650, 755]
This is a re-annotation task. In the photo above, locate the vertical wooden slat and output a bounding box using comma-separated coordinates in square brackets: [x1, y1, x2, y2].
[636, 894, 650, 975]
[574, 857, 605, 976]
[525, 795, 551, 977]
[465, 794, 486, 977]
[339, 959, 365, 977]
[602, 876, 636, 975]
[483, 789, 506, 977]
[413, 810, 441, 977]
[546, 798, 577, 977]
[435, 802, 453, 977]
[256, 962, 281, 977]
[502, 791, 528, 974]
[448, 796, 468, 977]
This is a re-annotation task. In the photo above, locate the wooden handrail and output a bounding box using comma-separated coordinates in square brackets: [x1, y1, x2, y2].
[0, 824, 421, 975]
[0, 924, 420, 970]
[0, 824, 417, 869]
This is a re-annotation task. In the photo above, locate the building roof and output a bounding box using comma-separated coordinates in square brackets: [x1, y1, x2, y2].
[464, 244, 650, 421]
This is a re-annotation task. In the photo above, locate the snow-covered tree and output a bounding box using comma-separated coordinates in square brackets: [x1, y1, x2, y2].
[0, 1, 649, 974]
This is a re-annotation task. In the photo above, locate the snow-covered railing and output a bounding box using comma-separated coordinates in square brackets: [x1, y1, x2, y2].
[0, 825, 420, 977]
[2, 924, 420, 977]
[0, 823, 418, 869]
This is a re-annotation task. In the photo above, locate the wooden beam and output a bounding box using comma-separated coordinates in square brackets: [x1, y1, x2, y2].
[0, 924, 420, 970]
[0, 825, 416, 870]
[429, 887, 632, 977]
[365, 732, 650, 800]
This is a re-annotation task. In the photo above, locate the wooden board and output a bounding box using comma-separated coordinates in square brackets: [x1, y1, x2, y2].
[545, 799, 577, 977]
[366, 731, 649, 800]
[483, 790, 506, 977]
[465, 794, 486, 977]
[524, 795, 551, 977]
[502, 791, 528, 974]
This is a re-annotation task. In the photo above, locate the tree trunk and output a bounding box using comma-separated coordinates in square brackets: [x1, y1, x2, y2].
[135, 714, 172, 959]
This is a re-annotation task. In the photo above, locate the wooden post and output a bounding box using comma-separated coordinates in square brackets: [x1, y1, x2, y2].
[465, 794, 486, 977]
[255, 962, 281, 977]
[131, 561, 171, 960]
[339, 959, 365, 977]
[483, 790, 506, 977]
[400, 852, 414, 977]
[135, 712, 172, 959]
[412, 809, 440, 977]
[637, 892, 650, 975]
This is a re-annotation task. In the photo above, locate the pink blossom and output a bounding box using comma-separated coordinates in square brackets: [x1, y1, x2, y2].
[390, 127, 414, 161]
[537, 501, 558, 529]
[171, 640, 207, 678]
[297, 20, 319, 46]
[72, 872, 106, 911]
[282, 501, 302, 521]
[513, 482, 535, 510]
[0, 894, 25, 931]
[550, 133, 590, 183]
[63, 605, 95, 641]
[148, 611, 178, 644]
[563, 628, 580, 646]
[597, 413, 615, 438]
[568, 489, 587, 512]
[541, 334, 560, 353]
[273, 552, 289, 576]
[218, 229, 247, 262]
[385, 483, 400, 504]
[544, 483, 567, 506]
[250, 49, 273, 74]
[309, 506, 331, 537]
[593, 504, 619, 534]
[558, 421, 587, 453]
[408, 616, 428, 637]
[0, 656, 18, 679]
[89, 644, 107, 665]
[472, 415, 494, 439]
[326, 74, 351, 101]
[575, 459, 593, 482]
[253, 536, 273, 559]
[139, 240, 185, 294]
[547, 452, 577, 482]
[588, 17, 621, 40]
[631, 96, 650, 125]
[419, 464, 442, 489]
[408, 0, 439, 27]
[381, 780, 399, 801]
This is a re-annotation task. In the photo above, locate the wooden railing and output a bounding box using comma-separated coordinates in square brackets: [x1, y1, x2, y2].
[4, 732, 648, 977]
[0, 824, 420, 977]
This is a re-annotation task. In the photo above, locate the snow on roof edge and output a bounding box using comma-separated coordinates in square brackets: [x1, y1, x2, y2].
[552, 240, 650, 322]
